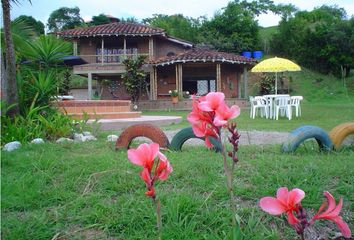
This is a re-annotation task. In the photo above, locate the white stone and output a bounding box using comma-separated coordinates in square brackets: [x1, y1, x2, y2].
[107, 135, 118, 142]
[3, 141, 21, 152]
[73, 133, 84, 142]
[82, 131, 92, 136]
[31, 138, 45, 144]
[56, 137, 73, 143]
[82, 135, 97, 142]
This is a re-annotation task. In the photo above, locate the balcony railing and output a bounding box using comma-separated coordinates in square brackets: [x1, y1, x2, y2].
[78, 53, 149, 65]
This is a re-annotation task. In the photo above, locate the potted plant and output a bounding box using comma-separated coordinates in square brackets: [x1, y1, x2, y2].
[169, 90, 179, 104]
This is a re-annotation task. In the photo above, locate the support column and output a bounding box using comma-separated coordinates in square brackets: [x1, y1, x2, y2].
[243, 66, 248, 98]
[123, 36, 127, 59]
[179, 64, 183, 96]
[101, 38, 104, 64]
[149, 37, 154, 61]
[88, 73, 92, 100]
[237, 72, 241, 98]
[175, 64, 183, 97]
[73, 40, 78, 56]
[216, 63, 221, 92]
[150, 67, 157, 100]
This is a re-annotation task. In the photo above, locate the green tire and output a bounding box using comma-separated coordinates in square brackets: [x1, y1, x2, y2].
[170, 127, 222, 152]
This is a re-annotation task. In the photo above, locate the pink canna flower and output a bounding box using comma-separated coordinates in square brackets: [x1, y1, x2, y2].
[128, 143, 173, 198]
[310, 191, 351, 238]
[187, 95, 213, 125]
[260, 187, 305, 225]
[127, 142, 159, 171]
[191, 121, 219, 148]
[198, 92, 225, 112]
[214, 103, 241, 127]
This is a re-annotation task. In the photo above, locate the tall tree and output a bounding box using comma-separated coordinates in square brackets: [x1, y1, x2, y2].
[13, 15, 44, 35]
[199, 1, 260, 53]
[271, 5, 352, 76]
[143, 14, 203, 43]
[90, 13, 111, 26]
[47, 7, 84, 32]
[1, 0, 31, 115]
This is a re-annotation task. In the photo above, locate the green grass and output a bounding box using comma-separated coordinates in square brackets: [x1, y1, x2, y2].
[288, 68, 354, 102]
[143, 101, 354, 132]
[2, 140, 353, 239]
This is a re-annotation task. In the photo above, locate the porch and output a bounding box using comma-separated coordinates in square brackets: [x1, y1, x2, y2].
[150, 62, 250, 101]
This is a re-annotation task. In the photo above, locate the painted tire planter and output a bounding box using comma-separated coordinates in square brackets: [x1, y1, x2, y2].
[169, 127, 222, 152]
[116, 124, 170, 150]
[329, 122, 354, 150]
[282, 125, 333, 153]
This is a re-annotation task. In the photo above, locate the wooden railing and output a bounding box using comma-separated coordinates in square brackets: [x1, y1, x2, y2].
[79, 53, 149, 65]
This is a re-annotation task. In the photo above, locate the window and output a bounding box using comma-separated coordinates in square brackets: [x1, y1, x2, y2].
[183, 79, 216, 96]
[96, 47, 138, 63]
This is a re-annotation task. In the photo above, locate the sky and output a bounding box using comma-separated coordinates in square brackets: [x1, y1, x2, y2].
[10, 0, 354, 28]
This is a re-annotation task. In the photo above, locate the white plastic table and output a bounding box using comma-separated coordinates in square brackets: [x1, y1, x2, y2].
[263, 94, 290, 119]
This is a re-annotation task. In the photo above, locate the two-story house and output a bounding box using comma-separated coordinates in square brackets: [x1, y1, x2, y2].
[57, 21, 256, 103]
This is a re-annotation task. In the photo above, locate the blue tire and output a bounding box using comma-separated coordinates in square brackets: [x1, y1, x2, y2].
[170, 127, 222, 152]
[282, 125, 333, 153]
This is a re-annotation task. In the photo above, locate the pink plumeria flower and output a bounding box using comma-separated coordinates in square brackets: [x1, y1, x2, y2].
[214, 103, 241, 127]
[310, 191, 351, 238]
[127, 143, 173, 197]
[260, 187, 305, 225]
[198, 92, 225, 112]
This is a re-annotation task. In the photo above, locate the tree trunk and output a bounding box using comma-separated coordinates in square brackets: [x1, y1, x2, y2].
[1, 0, 19, 116]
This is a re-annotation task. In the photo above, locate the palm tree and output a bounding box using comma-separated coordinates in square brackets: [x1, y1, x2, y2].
[1, 0, 31, 116]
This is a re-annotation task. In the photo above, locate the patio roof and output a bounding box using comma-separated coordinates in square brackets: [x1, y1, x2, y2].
[56, 22, 166, 38]
[151, 48, 257, 66]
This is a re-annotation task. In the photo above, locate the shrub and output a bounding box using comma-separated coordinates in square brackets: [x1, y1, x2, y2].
[1, 103, 73, 144]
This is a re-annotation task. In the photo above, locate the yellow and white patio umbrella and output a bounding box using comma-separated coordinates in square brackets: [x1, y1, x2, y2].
[251, 57, 301, 94]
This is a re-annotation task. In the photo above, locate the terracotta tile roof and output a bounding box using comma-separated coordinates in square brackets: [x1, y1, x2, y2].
[152, 48, 257, 65]
[56, 22, 165, 38]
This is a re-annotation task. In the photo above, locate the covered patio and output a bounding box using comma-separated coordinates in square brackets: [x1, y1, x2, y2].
[149, 49, 256, 101]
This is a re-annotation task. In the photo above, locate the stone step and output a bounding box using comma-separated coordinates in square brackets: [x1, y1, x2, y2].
[67, 111, 141, 120]
[54, 100, 132, 114]
[59, 105, 131, 114]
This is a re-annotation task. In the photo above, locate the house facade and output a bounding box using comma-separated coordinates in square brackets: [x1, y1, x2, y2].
[57, 22, 256, 102]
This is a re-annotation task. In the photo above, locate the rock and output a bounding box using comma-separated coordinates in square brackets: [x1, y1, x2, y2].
[73, 133, 84, 142]
[3, 141, 21, 152]
[107, 135, 118, 142]
[83, 131, 92, 136]
[82, 135, 97, 142]
[56, 137, 73, 143]
[31, 138, 44, 144]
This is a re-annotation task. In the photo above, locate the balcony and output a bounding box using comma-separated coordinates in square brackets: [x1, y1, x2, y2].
[73, 53, 150, 74]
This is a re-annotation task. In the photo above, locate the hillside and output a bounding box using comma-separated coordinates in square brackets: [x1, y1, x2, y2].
[249, 66, 354, 104]
[287, 68, 354, 103]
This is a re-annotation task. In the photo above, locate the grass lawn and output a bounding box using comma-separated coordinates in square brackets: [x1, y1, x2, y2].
[143, 101, 354, 132]
[2, 140, 353, 239]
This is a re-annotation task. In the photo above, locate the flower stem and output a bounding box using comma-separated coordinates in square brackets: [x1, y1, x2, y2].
[220, 137, 237, 227]
[152, 197, 162, 240]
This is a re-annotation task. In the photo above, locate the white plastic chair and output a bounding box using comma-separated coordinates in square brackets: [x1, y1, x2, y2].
[290, 96, 303, 117]
[274, 96, 292, 120]
[250, 96, 268, 119]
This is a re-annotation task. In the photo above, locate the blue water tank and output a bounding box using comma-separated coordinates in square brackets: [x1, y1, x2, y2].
[241, 51, 252, 58]
[253, 51, 263, 59]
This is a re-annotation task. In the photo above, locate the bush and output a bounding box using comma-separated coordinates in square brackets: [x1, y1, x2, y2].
[1, 103, 73, 144]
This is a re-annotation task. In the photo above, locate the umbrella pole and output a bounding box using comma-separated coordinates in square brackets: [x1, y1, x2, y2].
[275, 72, 278, 94]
